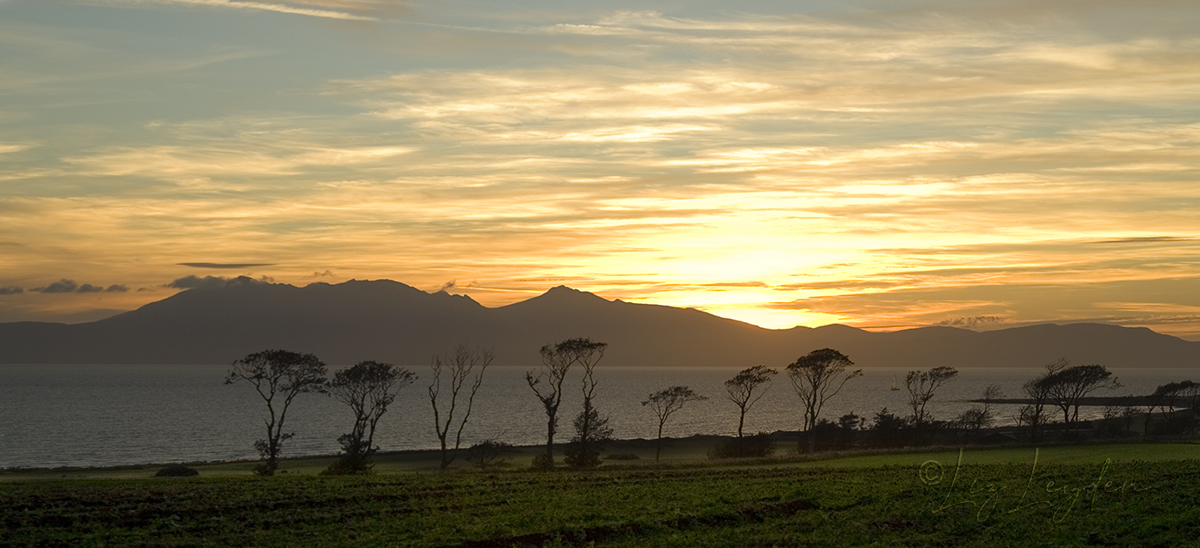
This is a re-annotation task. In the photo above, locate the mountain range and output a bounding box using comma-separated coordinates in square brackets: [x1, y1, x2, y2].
[1, 279, 1197, 368]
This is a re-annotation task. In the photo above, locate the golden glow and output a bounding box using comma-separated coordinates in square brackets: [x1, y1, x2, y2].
[2, 2, 1199, 339]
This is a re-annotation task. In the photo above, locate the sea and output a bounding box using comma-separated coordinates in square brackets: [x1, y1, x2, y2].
[0, 365, 1192, 469]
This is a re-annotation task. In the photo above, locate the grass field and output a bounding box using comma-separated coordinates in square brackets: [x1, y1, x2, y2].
[3, 441, 1198, 547]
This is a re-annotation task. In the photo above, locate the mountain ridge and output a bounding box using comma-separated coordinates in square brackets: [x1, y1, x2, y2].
[1, 279, 1196, 368]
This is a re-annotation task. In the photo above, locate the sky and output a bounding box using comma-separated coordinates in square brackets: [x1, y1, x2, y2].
[1, 0, 1199, 340]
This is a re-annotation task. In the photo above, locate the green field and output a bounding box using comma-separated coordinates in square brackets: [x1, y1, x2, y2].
[3, 442, 1198, 547]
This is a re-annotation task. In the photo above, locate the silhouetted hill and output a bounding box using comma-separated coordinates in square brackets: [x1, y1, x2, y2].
[1, 280, 1197, 368]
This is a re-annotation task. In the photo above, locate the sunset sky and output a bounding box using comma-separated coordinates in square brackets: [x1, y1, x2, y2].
[1, 0, 1198, 339]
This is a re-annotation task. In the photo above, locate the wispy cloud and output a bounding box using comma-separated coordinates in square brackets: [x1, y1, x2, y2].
[86, 0, 378, 20]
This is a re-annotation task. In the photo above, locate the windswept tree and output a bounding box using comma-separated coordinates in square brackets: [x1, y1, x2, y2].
[724, 365, 778, 438]
[428, 344, 494, 470]
[786, 348, 861, 452]
[905, 366, 959, 424]
[1150, 380, 1197, 425]
[224, 349, 327, 476]
[642, 385, 706, 462]
[526, 338, 605, 469]
[564, 339, 611, 468]
[1038, 362, 1120, 425]
[327, 361, 414, 474]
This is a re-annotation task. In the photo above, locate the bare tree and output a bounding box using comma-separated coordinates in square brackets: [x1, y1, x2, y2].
[1016, 360, 1062, 441]
[957, 384, 1003, 433]
[224, 349, 327, 476]
[564, 339, 610, 468]
[905, 366, 959, 424]
[724, 366, 778, 438]
[327, 361, 414, 474]
[429, 344, 494, 470]
[526, 338, 604, 469]
[1038, 363, 1120, 425]
[786, 348, 861, 453]
[642, 385, 706, 462]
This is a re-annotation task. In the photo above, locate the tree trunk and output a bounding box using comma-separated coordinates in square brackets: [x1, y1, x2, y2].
[655, 422, 664, 462]
[544, 411, 556, 469]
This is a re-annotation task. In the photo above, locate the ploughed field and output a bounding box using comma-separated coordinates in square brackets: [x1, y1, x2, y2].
[3, 443, 1199, 547]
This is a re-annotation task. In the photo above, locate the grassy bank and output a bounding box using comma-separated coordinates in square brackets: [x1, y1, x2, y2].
[2, 442, 1198, 547]
[3, 435, 1197, 480]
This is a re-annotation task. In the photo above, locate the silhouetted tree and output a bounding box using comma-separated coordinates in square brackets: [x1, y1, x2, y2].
[526, 338, 605, 469]
[325, 361, 413, 474]
[224, 349, 327, 476]
[643, 386, 706, 462]
[1149, 380, 1198, 436]
[724, 365, 778, 438]
[1038, 362, 1120, 425]
[786, 348, 861, 453]
[564, 339, 611, 468]
[429, 344, 494, 470]
[867, 407, 907, 448]
[905, 366, 958, 424]
[565, 405, 613, 468]
[956, 384, 1003, 434]
[1018, 361, 1060, 441]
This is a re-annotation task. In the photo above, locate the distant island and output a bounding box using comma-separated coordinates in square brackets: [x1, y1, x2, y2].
[1, 279, 1197, 368]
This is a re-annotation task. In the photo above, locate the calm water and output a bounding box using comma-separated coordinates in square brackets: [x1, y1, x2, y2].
[0, 365, 1191, 468]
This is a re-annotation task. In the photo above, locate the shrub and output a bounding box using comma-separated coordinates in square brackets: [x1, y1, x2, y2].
[322, 435, 374, 475]
[155, 464, 199, 477]
[530, 453, 553, 471]
[709, 433, 776, 460]
[467, 440, 513, 470]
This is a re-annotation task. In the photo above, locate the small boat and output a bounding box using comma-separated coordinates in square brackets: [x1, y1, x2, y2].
[890, 376, 900, 391]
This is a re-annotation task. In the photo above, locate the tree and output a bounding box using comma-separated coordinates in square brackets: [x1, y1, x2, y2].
[786, 348, 861, 453]
[564, 339, 611, 468]
[724, 365, 778, 438]
[224, 349, 327, 476]
[1018, 361, 1061, 441]
[1038, 363, 1120, 425]
[957, 384, 1003, 433]
[905, 366, 959, 424]
[642, 385, 706, 462]
[1151, 380, 1197, 423]
[325, 361, 414, 474]
[428, 344, 494, 470]
[525, 338, 605, 469]
[564, 404, 613, 468]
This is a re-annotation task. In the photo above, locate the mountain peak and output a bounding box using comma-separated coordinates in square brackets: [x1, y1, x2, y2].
[541, 285, 609, 301]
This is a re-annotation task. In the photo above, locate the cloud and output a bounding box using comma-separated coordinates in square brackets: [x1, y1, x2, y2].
[167, 275, 272, 290]
[0, 286, 23, 295]
[25, 279, 134, 294]
[37, 279, 80, 293]
[1089, 237, 1197, 245]
[178, 262, 276, 269]
[933, 316, 1009, 329]
[0, 143, 34, 155]
[89, 0, 378, 21]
